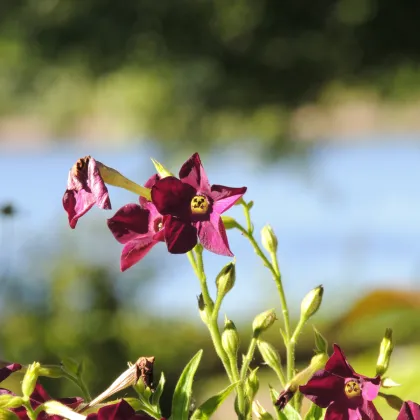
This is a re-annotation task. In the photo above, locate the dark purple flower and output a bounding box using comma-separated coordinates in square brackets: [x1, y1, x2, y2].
[151, 153, 247, 255]
[0, 363, 21, 382]
[299, 345, 382, 420]
[86, 399, 164, 420]
[63, 156, 111, 229]
[13, 383, 83, 420]
[108, 175, 164, 271]
[397, 401, 420, 420]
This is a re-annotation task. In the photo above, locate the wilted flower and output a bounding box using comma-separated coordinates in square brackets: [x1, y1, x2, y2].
[0, 363, 21, 382]
[151, 153, 247, 255]
[299, 344, 382, 420]
[63, 156, 111, 228]
[86, 399, 163, 420]
[397, 401, 420, 420]
[108, 175, 164, 271]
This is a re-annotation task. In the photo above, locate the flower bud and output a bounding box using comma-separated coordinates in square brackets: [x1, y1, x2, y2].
[221, 216, 239, 230]
[222, 318, 240, 358]
[300, 285, 323, 321]
[261, 225, 278, 254]
[313, 326, 328, 355]
[0, 394, 24, 409]
[376, 328, 394, 376]
[245, 367, 259, 400]
[151, 158, 173, 178]
[22, 362, 40, 398]
[257, 340, 283, 379]
[197, 294, 209, 323]
[216, 261, 236, 298]
[252, 309, 277, 337]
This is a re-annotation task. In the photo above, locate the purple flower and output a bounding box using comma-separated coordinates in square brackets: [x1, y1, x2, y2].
[151, 153, 247, 255]
[397, 401, 420, 420]
[107, 175, 164, 271]
[63, 156, 111, 228]
[86, 399, 164, 420]
[299, 345, 382, 420]
[0, 363, 21, 382]
[13, 383, 83, 419]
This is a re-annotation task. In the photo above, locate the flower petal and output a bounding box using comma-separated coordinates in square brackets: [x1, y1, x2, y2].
[397, 401, 420, 420]
[360, 400, 383, 420]
[120, 236, 157, 271]
[211, 185, 247, 214]
[107, 204, 150, 244]
[361, 377, 381, 401]
[87, 158, 111, 210]
[87, 399, 135, 420]
[299, 370, 344, 408]
[325, 401, 356, 420]
[0, 363, 21, 383]
[30, 383, 51, 403]
[140, 174, 161, 207]
[325, 344, 356, 378]
[179, 153, 210, 193]
[151, 177, 195, 219]
[63, 189, 96, 229]
[197, 214, 233, 256]
[57, 397, 84, 410]
[164, 216, 197, 254]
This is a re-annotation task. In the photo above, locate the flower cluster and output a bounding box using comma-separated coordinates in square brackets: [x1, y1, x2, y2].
[63, 153, 246, 270]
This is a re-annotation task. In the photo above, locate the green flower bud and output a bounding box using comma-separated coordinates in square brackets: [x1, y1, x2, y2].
[300, 285, 323, 321]
[245, 367, 259, 400]
[221, 216, 239, 230]
[22, 362, 40, 399]
[38, 365, 65, 379]
[376, 328, 394, 376]
[261, 225, 278, 254]
[197, 294, 209, 323]
[252, 309, 277, 337]
[216, 261, 236, 298]
[222, 318, 240, 357]
[313, 326, 328, 355]
[0, 394, 24, 409]
[150, 158, 173, 178]
[257, 340, 283, 379]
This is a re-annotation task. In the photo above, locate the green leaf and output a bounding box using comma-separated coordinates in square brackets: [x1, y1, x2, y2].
[304, 403, 323, 420]
[171, 350, 203, 420]
[277, 405, 302, 420]
[190, 382, 238, 420]
[61, 358, 79, 378]
[151, 372, 165, 406]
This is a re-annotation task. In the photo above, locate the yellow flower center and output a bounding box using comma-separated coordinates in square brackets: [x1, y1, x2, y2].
[344, 380, 361, 398]
[191, 195, 209, 215]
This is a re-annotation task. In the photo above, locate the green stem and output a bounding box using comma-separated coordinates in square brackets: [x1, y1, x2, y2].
[240, 337, 258, 382]
[23, 400, 37, 420]
[63, 372, 92, 402]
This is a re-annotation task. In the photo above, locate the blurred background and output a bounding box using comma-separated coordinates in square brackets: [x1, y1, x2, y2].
[1, 0, 420, 418]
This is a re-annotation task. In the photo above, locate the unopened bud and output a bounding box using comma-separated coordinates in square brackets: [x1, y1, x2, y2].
[197, 294, 209, 323]
[22, 362, 40, 398]
[216, 261, 236, 298]
[0, 394, 24, 409]
[376, 328, 393, 376]
[261, 225, 278, 254]
[150, 158, 173, 178]
[252, 309, 277, 337]
[222, 318, 240, 357]
[300, 285, 323, 321]
[245, 367, 259, 400]
[313, 326, 328, 355]
[221, 216, 239, 230]
[257, 340, 283, 379]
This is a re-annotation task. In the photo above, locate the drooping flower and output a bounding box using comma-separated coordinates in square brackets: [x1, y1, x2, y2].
[12, 383, 83, 420]
[299, 344, 382, 420]
[107, 175, 164, 271]
[0, 363, 22, 382]
[397, 401, 420, 420]
[63, 156, 111, 229]
[86, 399, 164, 420]
[151, 153, 247, 255]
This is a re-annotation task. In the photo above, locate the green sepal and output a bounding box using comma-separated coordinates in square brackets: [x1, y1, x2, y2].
[0, 395, 23, 409]
[268, 386, 282, 420]
[190, 382, 238, 419]
[171, 350, 203, 420]
[61, 358, 80, 378]
[151, 158, 173, 178]
[277, 405, 302, 420]
[151, 372, 165, 406]
[304, 403, 323, 420]
[313, 327, 328, 355]
[0, 408, 19, 420]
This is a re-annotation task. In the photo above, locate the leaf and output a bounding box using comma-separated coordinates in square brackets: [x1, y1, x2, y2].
[277, 405, 302, 420]
[61, 358, 80, 378]
[171, 350, 203, 420]
[151, 372, 165, 406]
[190, 382, 238, 420]
[304, 403, 323, 420]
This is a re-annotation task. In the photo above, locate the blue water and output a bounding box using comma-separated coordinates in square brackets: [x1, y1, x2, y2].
[1, 139, 420, 322]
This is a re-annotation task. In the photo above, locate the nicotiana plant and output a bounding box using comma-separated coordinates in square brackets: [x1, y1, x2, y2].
[0, 152, 414, 420]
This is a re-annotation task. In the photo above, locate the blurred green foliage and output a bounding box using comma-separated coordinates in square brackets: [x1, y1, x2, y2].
[1, 0, 420, 151]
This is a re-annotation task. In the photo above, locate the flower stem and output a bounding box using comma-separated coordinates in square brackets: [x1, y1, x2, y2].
[240, 337, 257, 382]
[63, 372, 92, 402]
[23, 400, 37, 420]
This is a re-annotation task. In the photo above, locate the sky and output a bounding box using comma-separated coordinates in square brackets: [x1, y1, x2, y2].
[1, 137, 420, 323]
